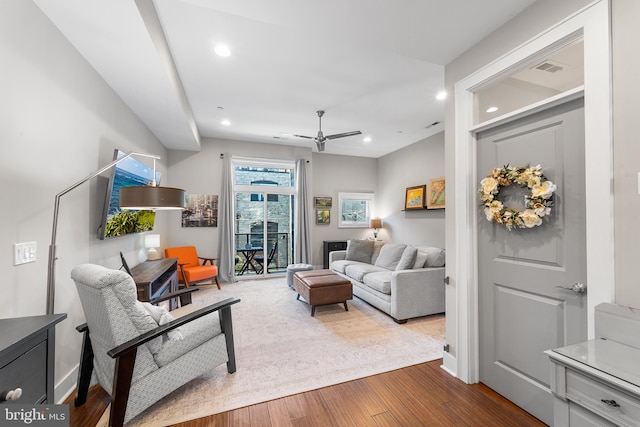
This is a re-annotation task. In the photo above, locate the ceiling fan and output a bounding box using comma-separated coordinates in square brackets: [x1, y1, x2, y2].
[294, 110, 362, 152]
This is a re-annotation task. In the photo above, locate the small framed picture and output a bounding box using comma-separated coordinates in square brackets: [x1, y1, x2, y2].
[404, 185, 426, 210]
[314, 196, 332, 208]
[426, 177, 446, 209]
[316, 209, 330, 224]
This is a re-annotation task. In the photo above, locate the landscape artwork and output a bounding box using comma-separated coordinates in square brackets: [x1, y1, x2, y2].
[182, 194, 219, 227]
[426, 177, 446, 209]
[314, 196, 332, 208]
[316, 209, 330, 224]
[404, 185, 426, 210]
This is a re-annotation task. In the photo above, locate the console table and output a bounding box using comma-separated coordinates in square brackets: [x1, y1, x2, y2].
[130, 258, 179, 310]
[0, 314, 66, 404]
[323, 240, 347, 269]
[546, 339, 640, 426]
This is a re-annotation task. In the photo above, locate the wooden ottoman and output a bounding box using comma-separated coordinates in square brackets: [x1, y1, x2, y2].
[293, 269, 352, 316]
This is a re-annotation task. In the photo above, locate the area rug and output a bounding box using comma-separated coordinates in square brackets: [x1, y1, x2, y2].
[123, 276, 445, 426]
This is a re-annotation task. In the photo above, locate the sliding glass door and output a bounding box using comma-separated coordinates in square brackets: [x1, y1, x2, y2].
[233, 159, 294, 278]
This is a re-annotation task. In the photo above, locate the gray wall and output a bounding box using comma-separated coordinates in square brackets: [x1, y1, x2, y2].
[309, 153, 378, 266]
[377, 132, 445, 247]
[1, 0, 172, 401]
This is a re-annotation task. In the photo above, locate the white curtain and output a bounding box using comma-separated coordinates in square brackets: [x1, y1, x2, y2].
[217, 153, 236, 282]
[294, 159, 311, 263]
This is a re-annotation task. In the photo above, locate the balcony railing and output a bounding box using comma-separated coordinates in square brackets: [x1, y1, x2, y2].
[234, 232, 290, 274]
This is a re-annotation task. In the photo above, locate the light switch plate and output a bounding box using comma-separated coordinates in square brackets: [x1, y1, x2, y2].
[14, 242, 37, 265]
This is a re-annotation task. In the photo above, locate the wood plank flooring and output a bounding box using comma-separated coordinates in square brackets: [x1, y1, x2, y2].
[66, 359, 546, 426]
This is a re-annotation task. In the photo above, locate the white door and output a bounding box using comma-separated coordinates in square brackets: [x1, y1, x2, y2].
[477, 98, 587, 425]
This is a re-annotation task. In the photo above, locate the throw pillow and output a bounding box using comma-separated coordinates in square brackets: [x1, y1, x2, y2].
[374, 243, 407, 270]
[412, 251, 430, 269]
[416, 247, 446, 267]
[142, 302, 184, 342]
[370, 241, 385, 264]
[396, 246, 418, 271]
[346, 239, 375, 263]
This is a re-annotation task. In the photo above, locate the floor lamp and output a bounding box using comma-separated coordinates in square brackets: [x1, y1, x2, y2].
[46, 151, 186, 315]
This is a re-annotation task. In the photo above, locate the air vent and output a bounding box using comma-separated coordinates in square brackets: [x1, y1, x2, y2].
[425, 121, 441, 129]
[532, 60, 565, 73]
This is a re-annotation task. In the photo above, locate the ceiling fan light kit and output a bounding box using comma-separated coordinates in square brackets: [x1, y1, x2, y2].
[295, 110, 362, 152]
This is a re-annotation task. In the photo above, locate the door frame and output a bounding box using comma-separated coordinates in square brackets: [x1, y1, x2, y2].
[448, 0, 613, 383]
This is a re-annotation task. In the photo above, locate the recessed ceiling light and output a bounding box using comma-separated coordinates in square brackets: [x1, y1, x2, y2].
[436, 91, 447, 100]
[221, 119, 231, 126]
[363, 137, 372, 143]
[486, 106, 499, 113]
[214, 43, 231, 57]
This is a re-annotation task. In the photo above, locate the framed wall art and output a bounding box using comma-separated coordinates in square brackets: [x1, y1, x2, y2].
[316, 209, 331, 225]
[426, 177, 446, 209]
[182, 194, 219, 227]
[314, 196, 332, 208]
[404, 185, 426, 210]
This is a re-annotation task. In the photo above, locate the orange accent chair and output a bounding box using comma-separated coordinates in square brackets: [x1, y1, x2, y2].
[164, 246, 220, 290]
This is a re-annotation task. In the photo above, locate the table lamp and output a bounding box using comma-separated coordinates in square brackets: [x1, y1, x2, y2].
[370, 218, 382, 239]
[145, 234, 161, 260]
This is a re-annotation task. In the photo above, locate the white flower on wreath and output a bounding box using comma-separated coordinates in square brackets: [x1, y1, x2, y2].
[521, 210, 543, 228]
[480, 177, 499, 195]
[484, 200, 503, 221]
[531, 180, 557, 199]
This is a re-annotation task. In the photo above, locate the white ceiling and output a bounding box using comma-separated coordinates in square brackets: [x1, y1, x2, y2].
[33, 0, 537, 157]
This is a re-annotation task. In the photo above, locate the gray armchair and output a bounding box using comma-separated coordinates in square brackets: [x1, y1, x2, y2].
[71, 264, 239, 426]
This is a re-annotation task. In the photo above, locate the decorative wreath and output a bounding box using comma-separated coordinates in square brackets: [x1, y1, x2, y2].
[479, 164, 556, 230]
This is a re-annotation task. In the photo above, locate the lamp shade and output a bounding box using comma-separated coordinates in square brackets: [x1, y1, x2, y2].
[120, 186, 186, 210]
[370, 218, 382, 229]
[145, 234, 160, 249]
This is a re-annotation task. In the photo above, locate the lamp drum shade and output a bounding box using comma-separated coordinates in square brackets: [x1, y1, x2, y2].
[120, 186, 186, 210]
[370, 219, 382, 229]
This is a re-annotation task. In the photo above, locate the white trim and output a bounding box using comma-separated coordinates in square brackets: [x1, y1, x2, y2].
[452, 0, 613, 383]
[471, 86, 585, 134]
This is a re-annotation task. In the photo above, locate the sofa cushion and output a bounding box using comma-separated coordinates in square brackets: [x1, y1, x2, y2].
[396, 246, 418, 271]
[374, 243, 407, 270]
[345, 263, 388, 282]
[331, 259, 360, 274]
[362, 271, 392, 295]
[415, 246, 446, 267]
[346, 239, 374, 263]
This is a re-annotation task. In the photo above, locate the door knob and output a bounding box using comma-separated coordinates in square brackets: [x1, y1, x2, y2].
[556, 282, 587, 294]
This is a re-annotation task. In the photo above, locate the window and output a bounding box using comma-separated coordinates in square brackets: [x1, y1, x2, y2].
[338, 192, 374, 228]
[250, 180, 278, 201]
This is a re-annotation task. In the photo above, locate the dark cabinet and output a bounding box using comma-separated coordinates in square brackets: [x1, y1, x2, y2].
[0, 314, 66, 405]
[323, 240, 348, 269]
[130, 258, 179, 310]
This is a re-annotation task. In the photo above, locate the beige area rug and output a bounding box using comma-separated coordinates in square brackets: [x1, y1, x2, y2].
[123, 276, 445, 426]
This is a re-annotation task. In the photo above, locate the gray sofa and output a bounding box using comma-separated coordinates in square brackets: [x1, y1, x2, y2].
[329, 240, 445, 323]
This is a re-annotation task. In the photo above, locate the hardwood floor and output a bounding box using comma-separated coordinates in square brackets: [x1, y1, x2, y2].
[66, 359, 546, 426]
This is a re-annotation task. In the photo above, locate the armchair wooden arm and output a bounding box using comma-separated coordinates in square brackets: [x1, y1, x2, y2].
[198, 256, 217, 265]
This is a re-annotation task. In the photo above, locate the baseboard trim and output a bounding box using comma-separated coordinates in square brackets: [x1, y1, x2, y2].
[56, 363, 79, 404]
[441, 351, 457, 378]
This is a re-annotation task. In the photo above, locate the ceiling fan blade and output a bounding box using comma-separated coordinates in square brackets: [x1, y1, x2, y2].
[326, 130, 362, 140]
[293, 134, 314, 139]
